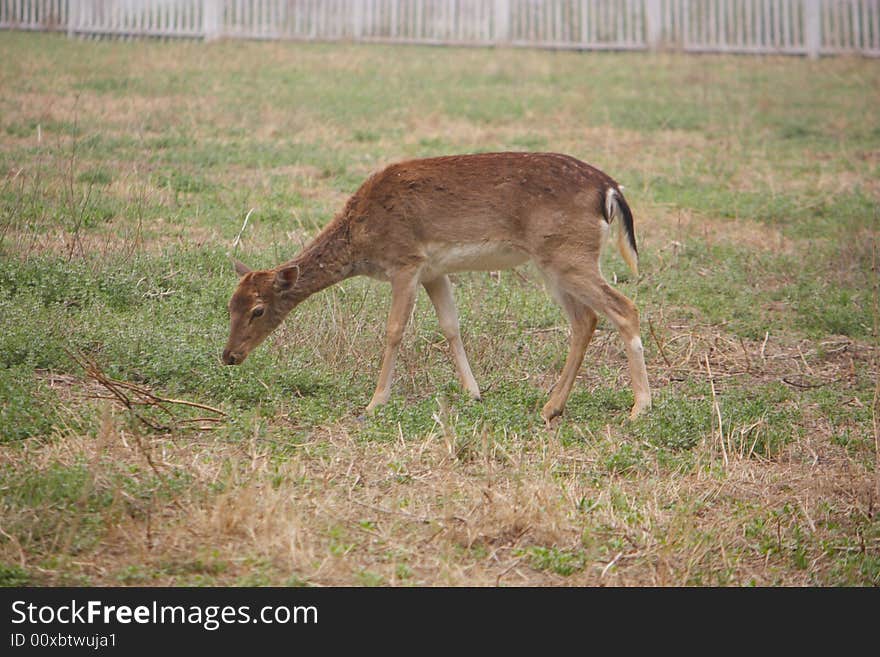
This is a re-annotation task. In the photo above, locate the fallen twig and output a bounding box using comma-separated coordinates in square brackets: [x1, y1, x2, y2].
[781, 376, 835, 389]
[705, 354, 728, 468]
[66, 349, 226, 433]
[648, 316, 673, 370]
[232, 207, 255, 250]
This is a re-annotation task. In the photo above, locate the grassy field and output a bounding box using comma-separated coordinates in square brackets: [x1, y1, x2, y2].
[1, 32, 878, 586]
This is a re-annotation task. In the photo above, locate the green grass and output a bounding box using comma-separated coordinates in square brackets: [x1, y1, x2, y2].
[0, 366, 63, 442]
[0, 32, 877, 586]
[519, 546, 588, 576]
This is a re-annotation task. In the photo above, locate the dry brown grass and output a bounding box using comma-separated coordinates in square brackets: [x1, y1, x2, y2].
[1, 408, 872, 587]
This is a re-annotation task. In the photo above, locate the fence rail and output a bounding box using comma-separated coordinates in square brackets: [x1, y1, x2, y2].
[2, 0, 879, 56]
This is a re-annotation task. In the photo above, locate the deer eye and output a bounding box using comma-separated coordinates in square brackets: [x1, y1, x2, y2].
[252, 307, 264, 319]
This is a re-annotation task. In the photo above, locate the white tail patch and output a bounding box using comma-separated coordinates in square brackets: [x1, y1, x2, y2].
[604, 187, 619, 224]
[605, 187, 639, 278]
[599, 217, 611, 251]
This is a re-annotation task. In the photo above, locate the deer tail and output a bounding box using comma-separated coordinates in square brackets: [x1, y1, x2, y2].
[603, 186, 639, 277]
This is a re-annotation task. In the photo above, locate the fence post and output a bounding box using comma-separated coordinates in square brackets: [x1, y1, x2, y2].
[645, 0, 662, 50]
[67, 0, 77, 38]
[203, 0, 222, 41]
[494, 0, 510, 44]
[804, 0, 821, 59]
[352, 0, 364, 41]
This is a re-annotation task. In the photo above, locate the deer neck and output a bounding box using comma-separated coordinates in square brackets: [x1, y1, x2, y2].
[278, 219, 354, 311]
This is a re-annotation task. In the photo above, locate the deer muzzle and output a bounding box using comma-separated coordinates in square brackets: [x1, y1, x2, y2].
[222, 348, 243, 365]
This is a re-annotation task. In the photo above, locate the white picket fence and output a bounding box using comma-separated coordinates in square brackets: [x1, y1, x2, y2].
[1, 0, 878, 56]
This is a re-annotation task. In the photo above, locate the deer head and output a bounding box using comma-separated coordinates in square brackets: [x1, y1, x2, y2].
[221, 260, 300, 365]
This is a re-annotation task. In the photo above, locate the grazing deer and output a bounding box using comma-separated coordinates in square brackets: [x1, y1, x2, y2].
[223, 152, 651, 420]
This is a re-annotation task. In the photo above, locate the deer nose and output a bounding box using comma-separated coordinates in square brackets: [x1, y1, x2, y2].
[222, 349, 238, 365]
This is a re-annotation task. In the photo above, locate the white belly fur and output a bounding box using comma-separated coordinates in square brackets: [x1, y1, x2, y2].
[420, 243, 529, 281]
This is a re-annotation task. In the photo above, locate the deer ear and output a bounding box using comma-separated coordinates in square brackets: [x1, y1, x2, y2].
[233, 260, 252, 277]
[274, 265, 300, 291]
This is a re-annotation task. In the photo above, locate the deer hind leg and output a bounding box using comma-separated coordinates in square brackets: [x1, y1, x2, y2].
[423, 275, 481, 400]
[365, 270, 420, 413]
[541, 289, 598, 423]
[544, 264, 651, 419]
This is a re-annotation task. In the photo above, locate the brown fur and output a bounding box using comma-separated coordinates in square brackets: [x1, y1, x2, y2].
[224, 152, 651, 420]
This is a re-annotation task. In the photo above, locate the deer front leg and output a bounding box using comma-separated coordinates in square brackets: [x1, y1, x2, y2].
[423, 275, 481, 400]
[365, 271, 420, 413]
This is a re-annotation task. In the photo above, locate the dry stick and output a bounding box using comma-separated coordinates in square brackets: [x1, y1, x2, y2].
[89, 389, 177, 421]
[746, 420, 763, 460]
[67, 349, 226, 433]
[176, 416, 225, 425]
[705, 354, 729, 468]
[232, 207, 256, 250]
[797, 343, 815, 376]
[86, 367, 176, 430]
[495, 556, 525, 587]
[647, 316, 673, 370]
[67, 351, 171, 432]
[90, 374, 226, 417]
[781, 376, 834, 389]
[738, 335, 753, 372]
[600, 551, 624, 579]
[129, 391, 223, 417]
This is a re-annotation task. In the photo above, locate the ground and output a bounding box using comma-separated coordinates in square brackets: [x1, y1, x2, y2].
[0, 32, 878, 586]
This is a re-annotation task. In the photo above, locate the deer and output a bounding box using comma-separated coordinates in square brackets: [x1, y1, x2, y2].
[223, 152, 651, 421]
